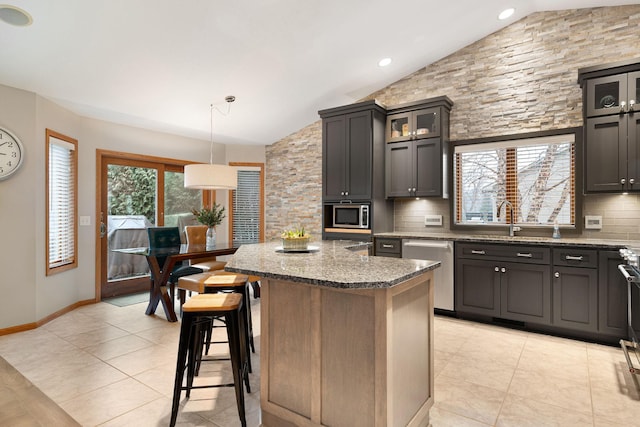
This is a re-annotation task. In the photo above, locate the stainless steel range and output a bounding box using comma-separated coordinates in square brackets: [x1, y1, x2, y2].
[617, 248, 640, 375]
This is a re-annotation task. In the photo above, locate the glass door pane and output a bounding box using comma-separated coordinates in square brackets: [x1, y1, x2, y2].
[630, 71, 640, 111]
[164, 170, 203, 242]
[587, 74, 626, 117]
[414, 108, 440, 138]
[106, 164, 157, 283]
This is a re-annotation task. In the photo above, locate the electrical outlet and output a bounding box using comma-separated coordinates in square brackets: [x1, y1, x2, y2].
[80, 216, 91, 226]
[424, 215, 443, 227]
[584, 215, 602, 229]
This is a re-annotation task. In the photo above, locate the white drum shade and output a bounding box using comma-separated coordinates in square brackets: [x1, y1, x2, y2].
[184, 163, 237, 190]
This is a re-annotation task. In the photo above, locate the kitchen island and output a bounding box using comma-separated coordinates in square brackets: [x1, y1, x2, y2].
[225, 240, 440, 427]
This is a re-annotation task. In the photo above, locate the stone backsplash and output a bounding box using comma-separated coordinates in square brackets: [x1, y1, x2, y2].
[266, 5, 640, 241]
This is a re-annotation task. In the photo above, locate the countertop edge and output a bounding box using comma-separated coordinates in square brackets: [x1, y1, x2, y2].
[374, 232, 638, 249]
[225, 260, 441, 289]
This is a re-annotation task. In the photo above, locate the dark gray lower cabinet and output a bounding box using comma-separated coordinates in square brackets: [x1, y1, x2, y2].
[501, 262, 551, 324]
[455, 256, 551, 325]
[455, 259, 500, 317]
[552, 266, 598, 332]
[598, 250, 629, 336]
[374, 238, 402, 258]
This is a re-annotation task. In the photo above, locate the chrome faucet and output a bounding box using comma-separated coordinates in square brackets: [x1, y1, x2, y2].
[498, 200, 521, 237]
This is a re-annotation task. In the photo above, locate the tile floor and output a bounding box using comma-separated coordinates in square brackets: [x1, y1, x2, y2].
[0, 297, 639, 426]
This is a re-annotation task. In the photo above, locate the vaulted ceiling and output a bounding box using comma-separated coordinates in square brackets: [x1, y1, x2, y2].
[0, 1, 632, 145]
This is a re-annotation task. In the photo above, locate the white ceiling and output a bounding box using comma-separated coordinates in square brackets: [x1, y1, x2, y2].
[0, 0, 633, 146]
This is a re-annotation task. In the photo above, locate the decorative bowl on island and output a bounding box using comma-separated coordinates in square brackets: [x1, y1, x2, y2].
[281, 227, 310, 251]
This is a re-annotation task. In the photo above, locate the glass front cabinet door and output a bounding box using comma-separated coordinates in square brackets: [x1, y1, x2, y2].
[586, 72, 638, 117]
[386, 107, 440, 143]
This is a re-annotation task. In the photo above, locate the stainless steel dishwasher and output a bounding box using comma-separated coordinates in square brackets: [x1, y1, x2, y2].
[402, 240, 454, 312]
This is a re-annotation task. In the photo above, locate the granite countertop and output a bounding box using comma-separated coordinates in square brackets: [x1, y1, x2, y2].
[225, 240, 440, 289]
[375, 231, 640, 249]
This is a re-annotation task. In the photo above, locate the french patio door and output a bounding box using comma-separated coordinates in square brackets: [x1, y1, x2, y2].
[97, 151, 210, 299]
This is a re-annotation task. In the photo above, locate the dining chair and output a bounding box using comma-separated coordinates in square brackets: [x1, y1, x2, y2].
[184, 225, 227, 271]
[147, 227, 203, 303]
[184, 225, 261, 300]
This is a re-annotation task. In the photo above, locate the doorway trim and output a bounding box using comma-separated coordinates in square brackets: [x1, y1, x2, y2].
[95, 150, 211, 300]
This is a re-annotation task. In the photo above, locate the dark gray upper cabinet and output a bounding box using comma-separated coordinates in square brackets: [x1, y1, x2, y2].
[579, 61, 640, 193]
[385, 97, 452, 198]
[386, 107, 442, 143]
[387, 138, 443, 198]
[320, 101, 387, 202]
[322, 110, 373, 200]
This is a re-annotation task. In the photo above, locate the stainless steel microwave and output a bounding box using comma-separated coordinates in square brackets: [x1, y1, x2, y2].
[332, 203, 369, 229]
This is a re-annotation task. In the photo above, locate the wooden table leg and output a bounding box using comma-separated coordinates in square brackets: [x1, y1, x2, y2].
[144, 256, 178, 322]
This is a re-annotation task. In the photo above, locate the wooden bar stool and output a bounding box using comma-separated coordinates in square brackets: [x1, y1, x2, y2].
[170, 293, 250, 427]
[177, 272, 214, 315]
[204, 272, 255, 371]
[178, 271, 255, 369]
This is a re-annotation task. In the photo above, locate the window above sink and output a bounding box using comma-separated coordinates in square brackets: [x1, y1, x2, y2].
[451, 128, 583, 232]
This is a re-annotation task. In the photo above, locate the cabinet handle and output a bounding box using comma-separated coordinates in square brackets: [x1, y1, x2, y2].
[621, 178, 626, 185]
[494, 267, 500, 272]
[408, 188, 412, 193]
[630, 99, 636, 111]
[517, 252, 532, 258]
[501, 267, 506, 273]
[344, 191, 349, 196]
[471, 250, 486, 255]
[412, 187, 416, 192]
[631, 178, 635, 185]
[382, 244, 394, 248]
[565, 255, 584, 261]
[620, 100, 627, 113]
[554, 272, 560, 278]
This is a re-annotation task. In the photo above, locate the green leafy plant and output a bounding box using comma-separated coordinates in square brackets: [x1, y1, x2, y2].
[191, 203, 226, 227]
[281, 225, 309, 239]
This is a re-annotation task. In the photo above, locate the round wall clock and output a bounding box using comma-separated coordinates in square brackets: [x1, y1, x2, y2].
[0, 126, 24, 180]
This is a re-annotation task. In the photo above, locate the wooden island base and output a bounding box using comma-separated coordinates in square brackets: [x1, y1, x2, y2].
[260, 271, 434, 427]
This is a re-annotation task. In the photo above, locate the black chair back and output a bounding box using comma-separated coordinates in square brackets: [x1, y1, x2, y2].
[147, 227, 182, 272]
[148, 227, 182, 249]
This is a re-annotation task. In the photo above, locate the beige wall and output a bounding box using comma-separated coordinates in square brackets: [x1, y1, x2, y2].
[0, 85, 38, 327]
[265, 4, 640, 241]
[0, 83, 265, 329]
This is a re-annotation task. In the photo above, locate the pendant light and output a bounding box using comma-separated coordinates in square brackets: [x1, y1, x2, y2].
[184, 96, 238, 190]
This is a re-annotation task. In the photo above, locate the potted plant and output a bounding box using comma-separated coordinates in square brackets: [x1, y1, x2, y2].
[192, 203, 225, 247]
[280, 225, 310, 251]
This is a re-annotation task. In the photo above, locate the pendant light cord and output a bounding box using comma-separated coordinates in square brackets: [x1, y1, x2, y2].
[209, 97, 234, 165]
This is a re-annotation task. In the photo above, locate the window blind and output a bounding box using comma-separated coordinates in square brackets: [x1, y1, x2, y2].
[48, 136, 77, 270]
[232, 170, 261, 244]
[454, 134, 575, 226]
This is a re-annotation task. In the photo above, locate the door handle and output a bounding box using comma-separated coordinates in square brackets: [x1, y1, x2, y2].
[100, 212, 107, 238]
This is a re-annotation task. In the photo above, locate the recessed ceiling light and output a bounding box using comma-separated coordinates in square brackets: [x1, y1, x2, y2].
[0, 5, 33, 26]
[498, 8, 515, 20]
[378, 57, 392, 67]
